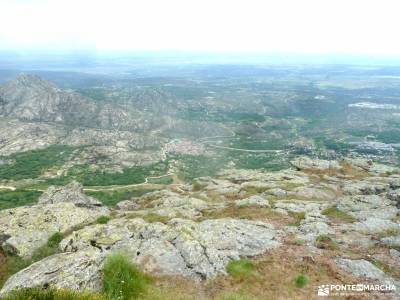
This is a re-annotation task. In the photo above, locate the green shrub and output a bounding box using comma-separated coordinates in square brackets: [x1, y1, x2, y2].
[288, 211, 306, 226]
[47, 232, 64, 248]
[142, 213, 170, 224]
[85, 189, 155, 207]
[96, 216, 111, 224]
[322, 206, 356, 223]
[2, 287, 104, 300]
[102, 254, 150, 300]
[0, 190, 42, 210]
[0, 145, 75, 180]
[294, 274, 309, 288]
[226, 259, 255, 279]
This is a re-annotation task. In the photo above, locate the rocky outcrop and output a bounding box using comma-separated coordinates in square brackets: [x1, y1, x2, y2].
[0, 217, 280, 295]
[0, 250, 104, 297]
[290, 156, 341, 171]
[38, 181, 103, 208]
[0, 202, 108, 258]
[0, 74, 146, 131]
[235, 195, 270, 207]
[59, 217, 280, 280]
[118, 190, 209, 219]
[336, 259, 400, 297]
[1, 157, 400, 297]
[0, 182, 109, 258]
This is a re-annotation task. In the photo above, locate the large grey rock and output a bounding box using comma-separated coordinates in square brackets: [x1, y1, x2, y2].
[38, 181, 103, 208]
[338, 195, 399, 221]
[342, 181, 389, 196]
[336, 258, 400, 296]
[60, 217, 280, 280]
[127, 190, 209, 219]
[352, 218, 399, 234]
[0, 202, 109, 258]
[382, 235, 400, 248]
[0, 249, 104, 297]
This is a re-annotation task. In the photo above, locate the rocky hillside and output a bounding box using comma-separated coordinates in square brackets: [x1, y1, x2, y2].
[0, 74, 150, 131]
[0, 157, 399, 299]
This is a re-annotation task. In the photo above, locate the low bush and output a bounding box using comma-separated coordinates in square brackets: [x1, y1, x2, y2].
[96, 216, 111, 224]
[294, 274, 309, 288]
[102, 253, 150, 300]
[226, 259, 255, 279]
[322, 206, 356, 223]
[47, 232, 64, 248]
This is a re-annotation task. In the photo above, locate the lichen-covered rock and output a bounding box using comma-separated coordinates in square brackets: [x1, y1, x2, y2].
[38, 181, 103, 208]
[338, 195, 398, 221]
[335, 258, 400, 296]
[0, 249, 104, 297]
[235, 195, 270, 207]
[290, 156, 341, 171]
[381, 235, 400, 248]
[116, 199, 140, 211]
[128, 190, 209, 218]
[342, 180, 389, 196]
[352, 218, 399, 234]
[60, 217, 280, 280]
[0, 202, 109, 258]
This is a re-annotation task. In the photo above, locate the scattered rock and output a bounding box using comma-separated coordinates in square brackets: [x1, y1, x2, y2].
[38, 181, 103, 208]
[116, 199, 140, 211]
[235, 195, 270, 207]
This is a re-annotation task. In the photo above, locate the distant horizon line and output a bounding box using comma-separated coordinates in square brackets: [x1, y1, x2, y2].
[1, 49, 400, 67]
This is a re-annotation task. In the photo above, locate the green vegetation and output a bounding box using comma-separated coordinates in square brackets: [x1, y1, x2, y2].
[178, 109, 264, 123]
[288, 211, 306, 227]
[192, 180, 205, 191]
[0, 145, 75, 180]
[2, 288, 104, 300]
[96, 216, 111, 224]
[47, 232, 64, 248]
[313, 136, 352, 155]
[127, 212, 170, 224]
[174, 154, 228, 181]
[294, 274, 309, 288]
[102, 253, 150, 300]
[0, 189, 42, 210]
[146, 175, 173, 185]
[85, 189, 155, 207]
[226, 259, 255, 279]
[46, 162, 168, 186]
[322, 206, 356, 223]
[316, 235, 338, 250]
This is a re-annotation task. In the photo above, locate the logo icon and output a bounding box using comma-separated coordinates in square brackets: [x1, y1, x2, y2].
[318, 285, 330, 296]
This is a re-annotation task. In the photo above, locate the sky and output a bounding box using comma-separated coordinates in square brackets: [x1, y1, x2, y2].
[0, 0, 400, 56]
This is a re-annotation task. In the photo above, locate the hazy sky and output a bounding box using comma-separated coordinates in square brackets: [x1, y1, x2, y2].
[0, 0, 399, 56]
